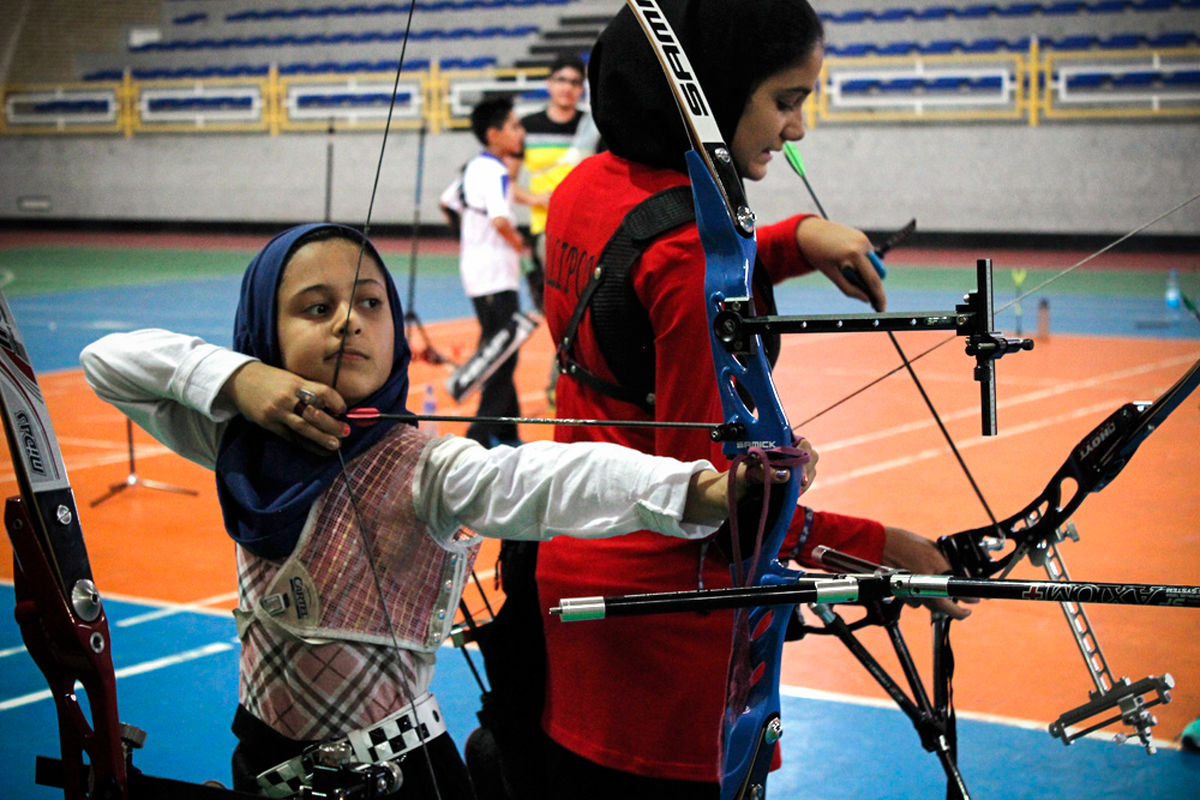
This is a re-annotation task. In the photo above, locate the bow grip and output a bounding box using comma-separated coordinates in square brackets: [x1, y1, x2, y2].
[690, 152, 792, 461]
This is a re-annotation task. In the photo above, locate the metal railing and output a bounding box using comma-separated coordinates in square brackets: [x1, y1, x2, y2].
[3, 44, 1198, 136]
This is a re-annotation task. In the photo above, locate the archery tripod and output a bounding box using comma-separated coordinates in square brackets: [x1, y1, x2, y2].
[90, 418, 197, 507]
[403, 124, 455, 367]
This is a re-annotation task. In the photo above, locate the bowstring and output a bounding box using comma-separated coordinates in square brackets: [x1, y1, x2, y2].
[790, 169, 1002, 529]
[326, 3, 447, 797]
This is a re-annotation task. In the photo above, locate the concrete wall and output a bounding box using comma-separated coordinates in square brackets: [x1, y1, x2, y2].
[2, 120, 1197, 238]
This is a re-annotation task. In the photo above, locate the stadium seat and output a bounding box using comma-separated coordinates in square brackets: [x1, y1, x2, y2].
[840, 78, 882, 93]
[961, 37, 1009, 52]
[880, 77, 923, 92]
[1147, 31, 1195, 47]
[1050, 34, 1099, 49]
[828, 42, 876, 57]
[923, 40, 965, 54]
[1065, 72, 1110, 88]
[1087, 0, 1127, 12]
[996, 3, 1041, 17]
[927, 76, 971, 91]
[912, 6, 956, 20]
[826, 10, 873, 23]
[1110, 70, 1159, 86]
[1130, 0, 1172, 10]
[968, 76, 1004, 90]
[1043, 2, 1085, 14]
[1099, 33, 1145, 48]
[878, 41, 919, 56]
[956, 4, 999, 18]
[1163, 69, 1200, 86]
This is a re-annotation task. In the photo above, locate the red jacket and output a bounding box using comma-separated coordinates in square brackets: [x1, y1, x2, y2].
[538, 152, 886, 780]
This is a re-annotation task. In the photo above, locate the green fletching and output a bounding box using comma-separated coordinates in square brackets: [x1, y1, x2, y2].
[1183, 291, 1198, 314]
[782, 142, 806, 177]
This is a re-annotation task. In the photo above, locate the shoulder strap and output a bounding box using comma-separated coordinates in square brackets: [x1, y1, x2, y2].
[556, 185, 695, 413]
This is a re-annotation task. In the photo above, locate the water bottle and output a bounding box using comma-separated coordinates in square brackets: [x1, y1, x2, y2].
[1165, 269, 1181, 321]
[421, 384, 438, 434]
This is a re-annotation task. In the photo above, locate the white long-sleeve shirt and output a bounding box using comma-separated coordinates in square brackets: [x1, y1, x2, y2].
[79, 329, 720, 546]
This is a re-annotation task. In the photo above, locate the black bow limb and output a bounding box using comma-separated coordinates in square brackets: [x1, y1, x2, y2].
[939, 355, 1200, 580]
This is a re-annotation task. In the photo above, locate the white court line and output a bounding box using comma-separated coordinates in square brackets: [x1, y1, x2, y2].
[0, 442, 179, 482]
[816, 351, 1198, 455]
[0, 580, 236, 621]
[117, 591, 240, 627]
[819, 398, 1118, 487]
[0, 640, 235, 712]
[779, 683, 1182, 751]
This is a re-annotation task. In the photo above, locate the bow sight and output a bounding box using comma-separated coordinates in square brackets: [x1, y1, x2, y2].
[711, 257, 1034, 436]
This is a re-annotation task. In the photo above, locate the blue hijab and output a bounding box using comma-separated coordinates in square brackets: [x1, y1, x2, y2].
[215, 223, 415, 559]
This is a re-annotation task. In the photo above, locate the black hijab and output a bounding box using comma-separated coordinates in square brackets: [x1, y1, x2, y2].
[215, 223, 415, 560]
[589, 0, 824, 172]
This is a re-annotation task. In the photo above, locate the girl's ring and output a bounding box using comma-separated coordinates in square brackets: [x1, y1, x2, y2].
[294, 388, 319, 416]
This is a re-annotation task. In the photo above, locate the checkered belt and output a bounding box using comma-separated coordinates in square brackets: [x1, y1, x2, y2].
[254, 691, 447, 798]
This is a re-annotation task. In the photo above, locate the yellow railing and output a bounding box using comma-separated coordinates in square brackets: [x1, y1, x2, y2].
[814, 42, 1200, 127]
[2, 46, 1197, 136]
[1040, 47, 1200, 120]
[815, 51, 1032, 125]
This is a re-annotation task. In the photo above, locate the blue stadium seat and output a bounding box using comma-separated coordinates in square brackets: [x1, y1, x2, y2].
[1049, 34, 1098, 49]
[148, 96, 252, 111]
[1043, 2, 1085, 14]
[1130, 0, 1172, 10]
[1087, 0, 1127, 12]
[1147, 31, 1195, 47]
[83, 69, 125, 81]
[880, 77, 923, 92]
[878, 41, 919, 56]
[956, 4, 999, 17]
[961, 37, 1009, 52]
[968, 76, 1004, 90]
[1100, 33, 1145, 48]
[1111, 70, 1159, 86]
[840, 78, 882, 93]
[927, 76, 970, 91]
[828, 42, 875, 57]
[826, 10, 873, 23]
[1065, 72, 1110, 88]
[1163, 69, 1200, 86]
[923, 40, 964, 54]
[874, 8, 914, 22]
[33, 99, 110, 113]
[996, 2, 1041, 16]
[912, 6, 956, 20]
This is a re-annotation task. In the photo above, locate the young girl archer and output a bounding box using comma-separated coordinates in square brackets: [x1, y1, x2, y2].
[80, 223, 810, 799]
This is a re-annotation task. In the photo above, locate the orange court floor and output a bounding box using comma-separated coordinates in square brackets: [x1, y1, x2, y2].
[1, 315, 1198, 749]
